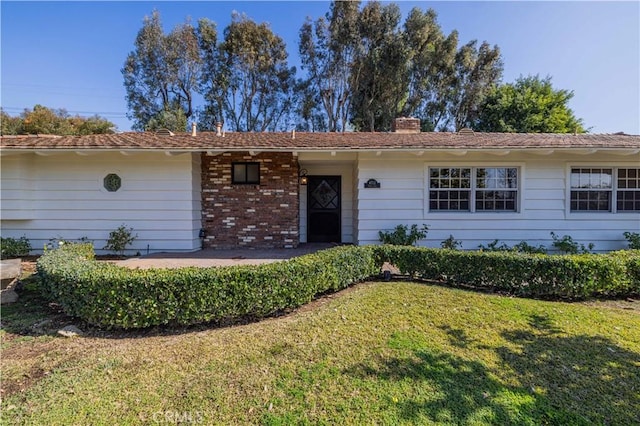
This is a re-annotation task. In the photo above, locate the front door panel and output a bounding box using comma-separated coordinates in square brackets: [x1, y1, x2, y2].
[307, 176, 341, 243]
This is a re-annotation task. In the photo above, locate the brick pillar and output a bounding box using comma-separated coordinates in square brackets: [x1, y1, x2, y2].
[201, 152, 300, 248]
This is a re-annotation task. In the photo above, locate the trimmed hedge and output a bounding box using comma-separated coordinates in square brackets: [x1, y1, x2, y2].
[374, 245, 640, 299]
[37, 244, 640, 329]
[37, 244, 378, 329]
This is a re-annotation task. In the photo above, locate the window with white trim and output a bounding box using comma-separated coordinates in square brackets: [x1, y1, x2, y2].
[570, 167, 640, 212]
[617, 168, 640, 212]
[429, 167, 518, 212]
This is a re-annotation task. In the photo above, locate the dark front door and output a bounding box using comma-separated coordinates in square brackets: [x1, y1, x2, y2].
[308, 176, 341, 243]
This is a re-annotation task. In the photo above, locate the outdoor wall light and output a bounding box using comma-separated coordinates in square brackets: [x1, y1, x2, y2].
[199, 228, 206, 239]
[299, 169, 308, 185]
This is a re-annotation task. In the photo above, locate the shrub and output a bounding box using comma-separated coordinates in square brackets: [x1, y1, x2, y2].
[511, 241, 548, 255]
[550, 232, 594, 254]
[479, 239, 547, 254]
[373, 245, 639, 299]
[45, 236, 92, 251]
[379, 224, 428, 246]
[103, 224, 137, 256]
[478, 239, 511, 252]
[0, 236, 31, 259]
[624, 232, 640, 250]
[441, 235, 462, 250]
[37, 245, 378, 329]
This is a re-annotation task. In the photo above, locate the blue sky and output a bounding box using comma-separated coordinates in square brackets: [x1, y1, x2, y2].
[1, 1, 638, 134]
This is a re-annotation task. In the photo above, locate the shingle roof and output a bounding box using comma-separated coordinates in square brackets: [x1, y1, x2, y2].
[1, 131, 639, 151]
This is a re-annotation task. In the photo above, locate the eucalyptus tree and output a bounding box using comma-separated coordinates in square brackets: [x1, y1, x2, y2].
[448, 40, 503, 130]
[349, 1, 407, 132]
[122, 10, 201, 131]
[199, 13, 296, 132]
[298, 0, 360, 132]
[401, 8, 457, 131]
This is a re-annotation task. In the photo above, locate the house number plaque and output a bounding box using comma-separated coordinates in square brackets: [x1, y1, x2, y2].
[364, 179, 381, 188]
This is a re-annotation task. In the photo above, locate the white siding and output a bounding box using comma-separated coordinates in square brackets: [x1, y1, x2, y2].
[355, 151, 640, 252]
[0, 152, 202, 254]
[298, 161, 355, 243]
[1, 154, 34, 219]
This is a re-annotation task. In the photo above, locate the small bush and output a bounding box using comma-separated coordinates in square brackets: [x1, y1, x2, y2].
[550, 232, 594, 254]
[37, 245, 378, 329]
[374, 245, 639, 299]
[379, 224, 428, 246]
[103, 224, 137, 256]
[478, 239, 511, 252]
[511, 241, 548, 255]
[478, 240, 547, 254]
[624, 232, 640, 250]
[0, 236, 31, 259]
[441, 235, 462, 250]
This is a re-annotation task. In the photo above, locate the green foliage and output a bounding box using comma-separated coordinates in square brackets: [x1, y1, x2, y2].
[145, 106, 188, 132]
[297, 0, 360, 132]
[103, 225, 137, 256]
[37, 245, 378, 329]
[1, 236, 32, 259]
[623, 232, 640, 250]
[511, 241, 548, 254]
[1, 105, 116, 135]
[373, 245, 640, 299]
[478, 239, 510, 252]
[44, 236, 93, 252]
[550, 232, 594, 254]
[122, 11, 201, 131]
[0, 109, 24, 135]
[478, 239, 547, 254]
[440, 235, 462, 250]
[300, 3, 503, 132]
[378, 224, 429, 246]
[211, 12, 296, 132]
[475, 75, 586, 133]
[124, 3, 506, 134]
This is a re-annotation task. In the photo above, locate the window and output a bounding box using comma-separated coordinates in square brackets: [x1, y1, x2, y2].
[429, 168, 471, 211]
[475, 168, 518, 211]
[232, 162, 260, 184]
[570, 168, 639, 213]
[429, 167, 518, 212]
[617, 168, 640, 212]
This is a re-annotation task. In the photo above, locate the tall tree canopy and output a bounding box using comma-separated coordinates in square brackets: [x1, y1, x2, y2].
[124, 10, 295, 132]
[299, 1, 503, 132]
[121, 5, 586, 134]
[199, 13, 296, 132]
[122, 10, 201, 131]
[350, 1, 407, 132]
[298, 0, 360, 132]
[474, 75, 586, 133]
[1, 105, 116, 135]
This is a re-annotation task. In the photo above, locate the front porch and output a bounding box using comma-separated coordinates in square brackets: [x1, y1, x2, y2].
[115, 243, 336, 269]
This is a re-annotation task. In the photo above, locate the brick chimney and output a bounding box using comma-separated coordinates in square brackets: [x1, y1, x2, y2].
[392, 117, 421, 134]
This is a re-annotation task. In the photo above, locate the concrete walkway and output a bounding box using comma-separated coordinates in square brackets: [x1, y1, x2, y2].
[116, 243, 335, 269]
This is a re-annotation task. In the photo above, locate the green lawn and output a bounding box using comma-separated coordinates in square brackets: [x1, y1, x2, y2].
[2, 278, 639, 425]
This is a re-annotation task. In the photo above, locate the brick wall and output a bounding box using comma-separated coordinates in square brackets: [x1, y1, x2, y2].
[391, 117, 421, 134]
[201, 152, 300, 248]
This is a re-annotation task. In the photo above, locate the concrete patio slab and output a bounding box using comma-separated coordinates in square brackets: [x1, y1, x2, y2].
[116, 243, 335, 269]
